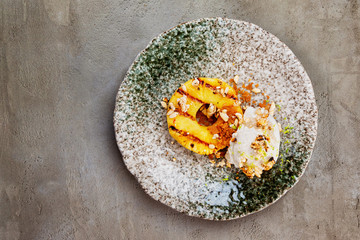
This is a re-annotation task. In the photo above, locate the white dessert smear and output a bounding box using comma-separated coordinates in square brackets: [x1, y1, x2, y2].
[225, 106, 281, 177]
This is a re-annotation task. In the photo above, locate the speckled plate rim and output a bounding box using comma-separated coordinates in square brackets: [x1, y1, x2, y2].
[113, 17, 318, 220]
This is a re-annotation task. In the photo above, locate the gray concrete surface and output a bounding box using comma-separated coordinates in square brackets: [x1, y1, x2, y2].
[1, 0, 360, 239]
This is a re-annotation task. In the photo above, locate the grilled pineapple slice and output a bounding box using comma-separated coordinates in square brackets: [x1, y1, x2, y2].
[166, 78, 243, 155]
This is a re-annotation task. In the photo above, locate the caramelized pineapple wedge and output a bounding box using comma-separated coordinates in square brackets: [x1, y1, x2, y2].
[166, 78, 243, 155]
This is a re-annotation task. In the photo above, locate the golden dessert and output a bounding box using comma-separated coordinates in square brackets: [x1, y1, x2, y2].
[165, 78, 243, 155]
[163, 76, 281, 178]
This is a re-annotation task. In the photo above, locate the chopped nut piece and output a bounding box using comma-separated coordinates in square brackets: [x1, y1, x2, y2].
[169, 102, 175, 110]
[161, 101, 167, 109]
[238, 157, 246, 168]
[233, 100, 241, 107]
[250, 141, 261, 150]
[212, 134, 219, 139]
[251, 135, 270, 151]
[269, 102, 275, 116]
[254, 166, 263, 178]
[255, 108, 269, 119]
[169, 112, 178, 118]
[177, 95, 189, 113]
[220, 88, 225, 96]
[217, 160, 226, 167]
[209, 144, 215, 149]
[206, 103, 216, 117]
[167, 109, 174, 116]
[262, 160, 275, 171]
[220, 112, 229, 122]
[234, 118, 239, 126]
[177, 95, 186, 104]
[252, 88, 261, 93]
[257, 118, 268, 127]
[234, 75, 239, 84]
[192, 78, 200, 86]
[226, 161, 231, 168]
[235, 113, 242, 121]
[255, 108, 262, 115]
[181, 84, 187, 92]
[256, 135, 270, 142]
[224, 87, 229, 95]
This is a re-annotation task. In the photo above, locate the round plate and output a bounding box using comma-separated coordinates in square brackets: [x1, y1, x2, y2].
[114, 18, 318, 220]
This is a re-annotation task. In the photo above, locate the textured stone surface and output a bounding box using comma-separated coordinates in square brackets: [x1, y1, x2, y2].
[1, 0, 359, 239]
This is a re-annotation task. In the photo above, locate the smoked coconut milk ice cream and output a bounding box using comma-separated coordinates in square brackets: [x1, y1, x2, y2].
[225, 106, 281, 178]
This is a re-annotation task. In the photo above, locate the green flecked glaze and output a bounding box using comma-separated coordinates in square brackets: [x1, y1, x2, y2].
[114, 18, 318, 220]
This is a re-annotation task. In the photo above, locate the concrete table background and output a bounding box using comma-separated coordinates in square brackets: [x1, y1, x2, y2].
[1, 0, 359, 239]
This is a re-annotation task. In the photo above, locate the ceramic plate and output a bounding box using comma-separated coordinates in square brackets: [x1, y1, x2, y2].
[114, 18, 318, 220]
